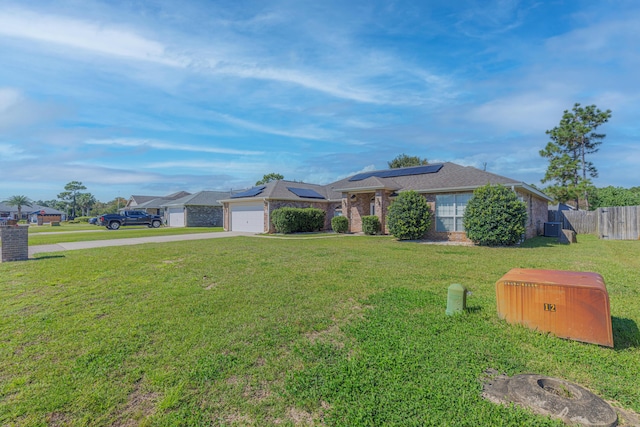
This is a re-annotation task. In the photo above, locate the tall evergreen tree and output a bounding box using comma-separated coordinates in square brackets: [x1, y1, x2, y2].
[540, 103, 611, 209]
[57, 181, 87, 218]
[256, 173, 284, 186]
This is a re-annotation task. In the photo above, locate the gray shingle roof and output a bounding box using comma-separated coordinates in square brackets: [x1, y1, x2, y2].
[162, 191, 232, 207]
[334, 162, 522, 192]
[221, 162, 552, 203]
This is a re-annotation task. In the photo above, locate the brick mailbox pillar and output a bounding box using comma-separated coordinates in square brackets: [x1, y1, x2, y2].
[0, 225, 29, 262]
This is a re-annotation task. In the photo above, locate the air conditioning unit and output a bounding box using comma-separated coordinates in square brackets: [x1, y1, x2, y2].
[544, 222, 562, 237]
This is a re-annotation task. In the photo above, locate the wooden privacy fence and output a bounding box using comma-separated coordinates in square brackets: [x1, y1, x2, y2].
[549, 205, 640, 240]
[598, 206, 640, 240]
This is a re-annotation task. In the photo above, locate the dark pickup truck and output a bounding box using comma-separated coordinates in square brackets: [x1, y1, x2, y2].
[97, 211, 163, 230]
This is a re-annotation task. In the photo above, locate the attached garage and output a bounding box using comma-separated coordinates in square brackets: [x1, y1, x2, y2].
[167, 207, 185, 227]
[230, 203, 264, 232]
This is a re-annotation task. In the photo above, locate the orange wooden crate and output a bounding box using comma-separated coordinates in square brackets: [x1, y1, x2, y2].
[496, 269, 613, 347]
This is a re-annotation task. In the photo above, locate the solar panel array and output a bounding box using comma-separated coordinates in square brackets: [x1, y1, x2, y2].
[287, 187, 325, 199]
[230, 185, 266, 198]
[348, 164, 443, 182]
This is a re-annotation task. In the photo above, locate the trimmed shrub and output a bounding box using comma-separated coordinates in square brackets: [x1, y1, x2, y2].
[74, 216, 92, 223]
[387, 191, 432, 240]
[463, 184, 527, 246]
[362, 215, 381, 235]
[331, 216, 349, 233]
[271, 207, 325, 234]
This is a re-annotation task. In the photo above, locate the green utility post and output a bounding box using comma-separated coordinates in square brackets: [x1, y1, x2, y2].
[446, 283, 467, 316]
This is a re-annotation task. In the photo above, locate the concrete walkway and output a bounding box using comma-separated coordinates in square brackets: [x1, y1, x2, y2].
[28, 231, 257, 256]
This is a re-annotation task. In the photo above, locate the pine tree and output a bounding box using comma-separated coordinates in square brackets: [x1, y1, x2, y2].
[540, 103, 611, 209]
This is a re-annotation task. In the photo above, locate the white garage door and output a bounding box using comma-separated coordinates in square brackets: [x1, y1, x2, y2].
[231, 203, 264, 232]
[167, 207, 185, 227]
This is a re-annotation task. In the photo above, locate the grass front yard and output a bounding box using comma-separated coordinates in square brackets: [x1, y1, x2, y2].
[1, 235, 639, 426]
[27, 226, 223, 246]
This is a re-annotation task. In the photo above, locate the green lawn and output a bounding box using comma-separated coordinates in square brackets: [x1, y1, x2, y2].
[1, 235, 638, 426]
[27, 226, 224, 246]
[28, 223, 100, 233]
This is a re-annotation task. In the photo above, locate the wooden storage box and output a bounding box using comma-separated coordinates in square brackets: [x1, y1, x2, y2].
[496, 269, 613, 347]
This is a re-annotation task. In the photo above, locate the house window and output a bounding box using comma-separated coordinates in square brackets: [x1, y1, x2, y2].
[436, 193, 472, 232]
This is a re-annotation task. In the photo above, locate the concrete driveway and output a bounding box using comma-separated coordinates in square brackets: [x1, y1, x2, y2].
[28, 231, 256, 256]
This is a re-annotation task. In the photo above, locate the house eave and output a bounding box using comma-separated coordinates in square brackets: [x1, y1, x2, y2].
[221, 196, 339, 204]
[333, 185, 398, 193]
[412, 183, 553, 201]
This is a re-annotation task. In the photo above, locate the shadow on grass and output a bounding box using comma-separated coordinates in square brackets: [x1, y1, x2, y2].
[612, 317, 640, 350]
[519, 236, 563, 248]
[32, 255, 66, 261]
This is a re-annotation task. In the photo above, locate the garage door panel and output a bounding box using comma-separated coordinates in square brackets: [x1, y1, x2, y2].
[168, 207, 185, 227]
[231, 204, 263, 232]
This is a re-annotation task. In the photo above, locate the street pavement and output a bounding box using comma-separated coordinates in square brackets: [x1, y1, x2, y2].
[28, 231, 256, 256]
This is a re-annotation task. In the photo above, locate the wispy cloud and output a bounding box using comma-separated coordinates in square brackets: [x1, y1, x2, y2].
[210, 113, 339, 141]
[0, 7, 184, 66]
[85, 138, 264, 156]
[141, 160, 269, 170]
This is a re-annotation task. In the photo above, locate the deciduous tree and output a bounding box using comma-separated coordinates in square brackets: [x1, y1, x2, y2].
[388, 153, 428, 169]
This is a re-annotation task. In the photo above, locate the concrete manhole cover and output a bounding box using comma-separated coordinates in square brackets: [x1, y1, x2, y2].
[482, 370, 618, 426]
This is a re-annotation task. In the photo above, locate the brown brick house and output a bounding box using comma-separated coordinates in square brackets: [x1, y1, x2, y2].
[220, 162, 552, 242]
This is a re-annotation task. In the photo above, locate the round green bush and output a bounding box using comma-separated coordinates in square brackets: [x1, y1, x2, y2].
[387, 190, 432, 240]
[362, 215, 380, 235]
[331, 216, 348, 233]
[463, 184, 527, 246]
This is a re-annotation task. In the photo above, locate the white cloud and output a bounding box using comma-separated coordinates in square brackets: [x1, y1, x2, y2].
[0, 7, 184, 66]
[85, 138, 264, 156]
[0, 142, 35, 160]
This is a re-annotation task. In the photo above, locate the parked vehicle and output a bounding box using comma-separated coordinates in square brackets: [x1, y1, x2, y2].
[88, 217, 98, 225]
[97, 211, 162, 230]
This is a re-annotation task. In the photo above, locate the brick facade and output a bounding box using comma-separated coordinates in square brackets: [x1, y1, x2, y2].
[1, 225, 29, 262]
[223, 187, 549, 241]
[185, 206, 223, 227]
[342, 190, 393, 233]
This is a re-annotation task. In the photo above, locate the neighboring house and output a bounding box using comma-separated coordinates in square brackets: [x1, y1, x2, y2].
[161, 191, 231, 227]
[29, 206, 65, 225]
[124, 191, 192, 216]
[0, 203, 14, 220]
[220, 162, 552, 242]
[220, 181, 342, 233]
[0, 202, 66, 222]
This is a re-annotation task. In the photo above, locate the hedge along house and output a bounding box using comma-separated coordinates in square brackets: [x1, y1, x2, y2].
[221, 163, 552, 241]
[161, 191, 231, 227]
[220, 181, 342, 233]
[329, 162, 552, 242]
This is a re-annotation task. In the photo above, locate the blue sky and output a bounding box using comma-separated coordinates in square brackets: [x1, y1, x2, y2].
[1, 0, 639, 202]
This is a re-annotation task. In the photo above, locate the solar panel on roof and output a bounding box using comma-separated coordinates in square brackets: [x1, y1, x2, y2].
[348, 164, 443, 182]
[230, 185, 266, 198]
[287, 187, 325, 199]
